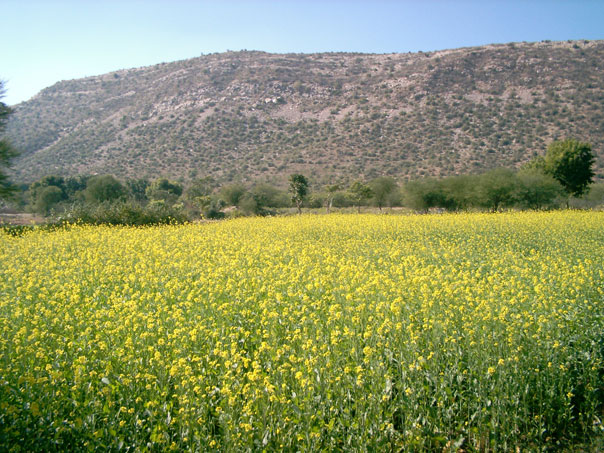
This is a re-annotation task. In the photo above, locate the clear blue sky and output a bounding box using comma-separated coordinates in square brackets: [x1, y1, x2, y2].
[2, 0, 604, 105]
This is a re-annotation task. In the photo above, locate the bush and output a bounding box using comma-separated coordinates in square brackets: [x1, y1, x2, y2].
[146, 178, 183, 204]
[83, 175, 127, 204]
[569, 182, 604, 209]
[34, 185, 65, 215]
[65, 201, 187, 226]
[332, 191, 354, 208]
[250, 183, 290, 208]
[404, 178, 456, 211]
[516, 170, 563, 210]
[475, 168, 518, 212]
[307, 193, 326, 209]
[1, 224, 34, 236]
[203, 201, 226, 220]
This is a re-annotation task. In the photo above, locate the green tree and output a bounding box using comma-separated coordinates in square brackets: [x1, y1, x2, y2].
[307, 192, 326, 209]
[441, 175, 476, 211]
[369, 176, 397, 211]
[64, 175, 90, 200]
[185, 177, 215, 201]
[180, 177, 215, 217]
[251, 183, 290, 208]
[84, 175, 127, 204]
[146, 178, 183, 205]
[29, 175, 66, 202]
[220, 183, 247, 208]
[289, 174, 309, 215]
[28, 175, 68, 213]
[34, 186, 64, 215]
[202, 198, 226, 220]
[516, 169, 563, 210]
[0, 81, 18, 199]
[570, 182, 604, 209]
[239, 193, 264, 216]
[404, 178, 451, 212]
[542, 139, 595, 198]
[331, 190, 353, 208]
[126, 178, 150, 202]
[349, 180, 373, 213]
[324, 184, 341, 214]
[475, 168, 518, 212]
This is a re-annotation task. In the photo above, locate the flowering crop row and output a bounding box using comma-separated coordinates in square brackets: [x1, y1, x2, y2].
[1, 211, 603, 451]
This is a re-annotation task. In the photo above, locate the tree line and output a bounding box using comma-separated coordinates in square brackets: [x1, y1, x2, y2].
[403, 139, 597, 212]
[289, 138, 599, 214]
[0, 137, 597, 226]
[1, 81, 601, 225]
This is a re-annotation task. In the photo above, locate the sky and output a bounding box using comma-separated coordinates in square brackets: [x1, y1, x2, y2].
[2, 0, 604, 105]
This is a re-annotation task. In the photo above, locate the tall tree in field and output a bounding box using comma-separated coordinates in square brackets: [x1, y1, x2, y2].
[369, 176, 397, 211]
[325, 184, 340, 214]
[349, 180, 373, 213]
[541, 139, 595, 199]
[475, 168, 518, 212]
[0, 81, 18, 199]
[289, 174, 308, 215]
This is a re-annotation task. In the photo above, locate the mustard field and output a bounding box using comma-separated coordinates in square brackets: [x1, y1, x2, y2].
[1, 212, 603, 451]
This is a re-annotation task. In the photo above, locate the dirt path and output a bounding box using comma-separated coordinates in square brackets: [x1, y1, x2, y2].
[0, 213, 46, 225]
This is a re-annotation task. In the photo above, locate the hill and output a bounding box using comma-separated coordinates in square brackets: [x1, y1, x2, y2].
[6, 40, 604, 186]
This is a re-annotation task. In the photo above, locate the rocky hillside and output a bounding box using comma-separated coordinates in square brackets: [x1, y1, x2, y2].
[6, 40, 604, 186]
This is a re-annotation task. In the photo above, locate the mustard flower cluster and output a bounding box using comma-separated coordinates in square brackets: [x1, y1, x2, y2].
[1, 211, 603, 450]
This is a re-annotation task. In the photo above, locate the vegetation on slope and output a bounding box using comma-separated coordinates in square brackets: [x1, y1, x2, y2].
[6, 40, 604, 185]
